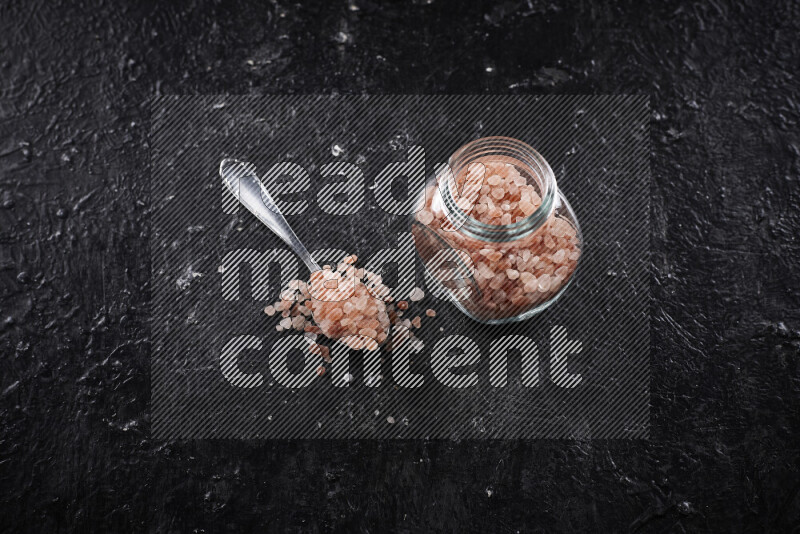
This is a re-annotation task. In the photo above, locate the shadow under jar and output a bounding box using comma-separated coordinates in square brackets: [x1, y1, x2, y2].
[412, 136, 582, 324]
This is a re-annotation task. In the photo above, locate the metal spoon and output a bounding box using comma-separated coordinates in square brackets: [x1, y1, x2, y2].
[220, 158, 395, 351]
[219, 158, 321, 272]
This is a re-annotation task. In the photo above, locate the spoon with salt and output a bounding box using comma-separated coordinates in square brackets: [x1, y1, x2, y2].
[219, 158, 394, 351]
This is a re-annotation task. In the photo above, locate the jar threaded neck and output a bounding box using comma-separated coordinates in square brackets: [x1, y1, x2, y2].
[438, 136, 557, 243]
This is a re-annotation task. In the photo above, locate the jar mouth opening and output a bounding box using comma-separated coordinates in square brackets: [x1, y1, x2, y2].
[439, 136, 556, 242]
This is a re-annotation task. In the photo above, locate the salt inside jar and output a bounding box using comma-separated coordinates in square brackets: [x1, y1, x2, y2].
[412, 136, 583, 323]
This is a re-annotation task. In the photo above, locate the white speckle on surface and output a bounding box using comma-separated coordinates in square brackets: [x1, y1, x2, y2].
[121, 420, 138, 431]
[343, 373, 354, 384]
[176, 266, 203, 290]
[331, 143, 344, 156]
[217, 265, 225, 273]
[386, 416, 395, 424]
[334, 31, 350, 44]
[486, 487, 493, 497]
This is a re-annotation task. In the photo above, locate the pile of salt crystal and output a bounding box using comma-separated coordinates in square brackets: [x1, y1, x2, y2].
[264, 255, 435, 357]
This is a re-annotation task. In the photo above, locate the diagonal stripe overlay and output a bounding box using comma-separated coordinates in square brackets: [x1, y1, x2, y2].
[150, 95, 650, 439]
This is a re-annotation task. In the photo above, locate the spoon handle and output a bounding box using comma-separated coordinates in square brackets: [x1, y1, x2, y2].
[220, 158, 321, 272]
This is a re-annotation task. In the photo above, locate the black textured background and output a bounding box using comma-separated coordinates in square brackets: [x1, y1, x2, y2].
[1, 0, 799, 532]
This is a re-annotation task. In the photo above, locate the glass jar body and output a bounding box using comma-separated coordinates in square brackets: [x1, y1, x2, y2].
[412, 137, 582, 324]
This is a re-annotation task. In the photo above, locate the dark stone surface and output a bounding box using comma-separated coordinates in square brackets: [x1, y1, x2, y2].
[1, 0, 798, 531]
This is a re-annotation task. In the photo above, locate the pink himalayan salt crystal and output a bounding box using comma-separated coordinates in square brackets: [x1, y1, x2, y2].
[537, 274, 551, 292]
[519, 199, 537, 216]
[486, 250, 503, 263]
[359, 327, 378, 339]
[488, 273, 505, 290]
[476, 262, 494, 280]
[409, 287, 425, 302]
[416, 209, 434, 225]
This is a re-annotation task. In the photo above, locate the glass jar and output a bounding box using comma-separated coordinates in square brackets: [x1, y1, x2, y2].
[412, 136, 582, 324]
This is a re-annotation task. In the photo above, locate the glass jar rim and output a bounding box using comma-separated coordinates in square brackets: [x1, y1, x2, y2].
[438, 136, 557, 243]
